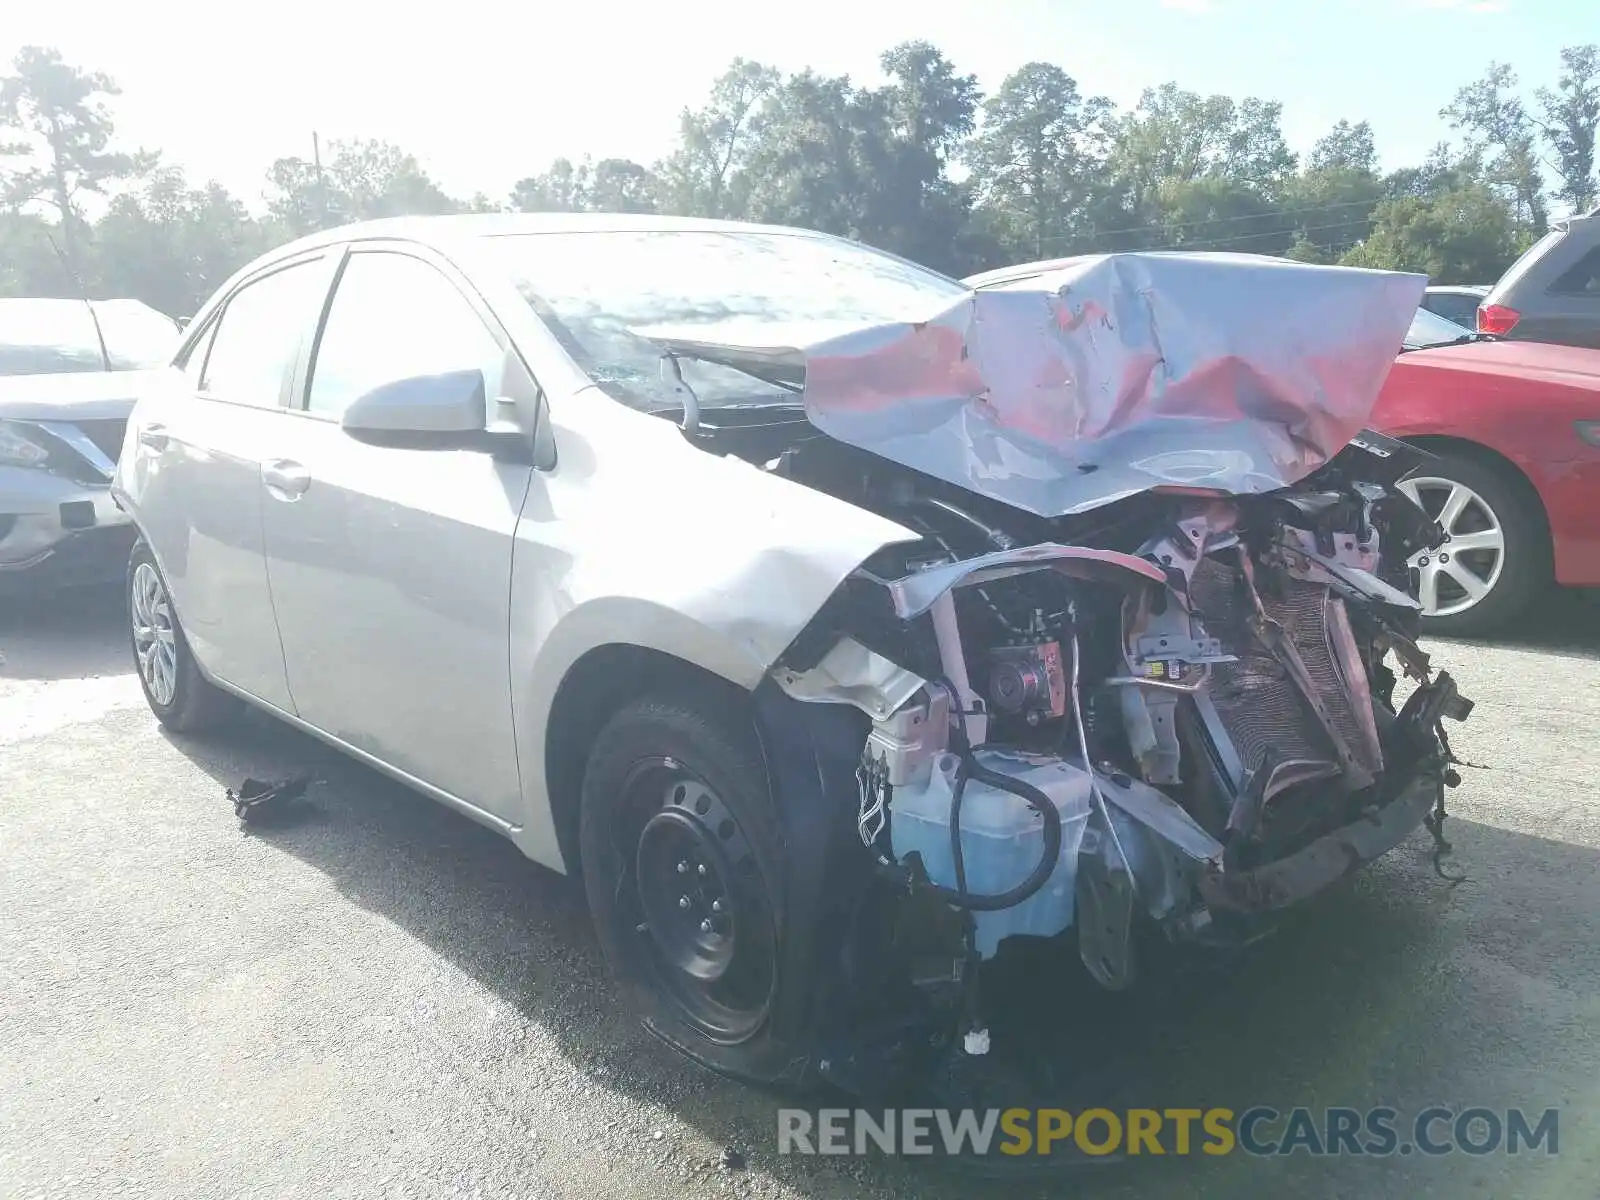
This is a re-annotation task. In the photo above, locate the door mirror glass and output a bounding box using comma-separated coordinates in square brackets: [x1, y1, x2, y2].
[340, 368, 487, 445]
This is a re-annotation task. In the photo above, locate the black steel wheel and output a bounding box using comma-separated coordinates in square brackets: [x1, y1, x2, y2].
[625, 761, 778, 1045]
[580, 690, 811, 1084]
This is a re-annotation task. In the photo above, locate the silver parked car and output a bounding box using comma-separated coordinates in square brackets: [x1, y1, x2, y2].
[1419, 283, 1490, 329]
[1, 297, 180, 594]
[113, 216, 1477, 1099]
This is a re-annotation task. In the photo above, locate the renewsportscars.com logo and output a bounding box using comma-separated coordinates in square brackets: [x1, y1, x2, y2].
[776, 1106, 1561, 1158]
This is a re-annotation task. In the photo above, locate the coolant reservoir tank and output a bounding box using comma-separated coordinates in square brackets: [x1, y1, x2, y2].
[889, 749, 1094, 959]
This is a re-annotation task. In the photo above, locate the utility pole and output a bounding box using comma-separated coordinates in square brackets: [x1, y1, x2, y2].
[312, 131, 330, 229]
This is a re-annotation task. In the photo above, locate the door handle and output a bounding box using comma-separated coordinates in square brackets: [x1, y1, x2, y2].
[262, 459, 311, 500]
[138, 423, 169, 451]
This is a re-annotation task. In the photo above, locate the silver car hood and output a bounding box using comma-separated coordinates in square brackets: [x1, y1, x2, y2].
[640, 253, 1426, 518]
[0, 369, 159, 421]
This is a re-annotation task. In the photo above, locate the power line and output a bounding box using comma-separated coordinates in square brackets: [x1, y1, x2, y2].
[1032, 195, 1384, 251]
[1168, 218, 1375, 251]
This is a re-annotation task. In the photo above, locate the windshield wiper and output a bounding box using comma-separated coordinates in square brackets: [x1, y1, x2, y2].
[654, 352, 807, 435]
[640, 338, 805, 395]
[659, 352, 702, 435]
[1403, 333, 1497, 353]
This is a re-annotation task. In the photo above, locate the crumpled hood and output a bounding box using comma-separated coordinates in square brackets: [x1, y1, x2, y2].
[642, 252, 1426, 517]
[0, 368, 159, 421]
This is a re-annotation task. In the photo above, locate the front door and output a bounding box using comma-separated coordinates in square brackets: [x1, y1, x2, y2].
[260, 247, 534, 821]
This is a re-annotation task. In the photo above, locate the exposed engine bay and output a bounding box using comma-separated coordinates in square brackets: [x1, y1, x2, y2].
[683, 406, 1474, 1082]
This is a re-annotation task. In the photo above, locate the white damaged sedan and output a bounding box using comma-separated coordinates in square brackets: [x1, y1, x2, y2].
[113, 214, 1475, 1100]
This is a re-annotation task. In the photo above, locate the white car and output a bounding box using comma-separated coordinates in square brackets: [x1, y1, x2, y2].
[1, 298, 180, 594]
[113, 216, 1476, 1099]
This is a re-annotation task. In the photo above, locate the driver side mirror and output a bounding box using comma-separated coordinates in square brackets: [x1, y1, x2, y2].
[341, 369, 488, 448]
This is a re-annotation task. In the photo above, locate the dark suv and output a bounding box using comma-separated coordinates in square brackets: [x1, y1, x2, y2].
[1476, 206, 1600, 348]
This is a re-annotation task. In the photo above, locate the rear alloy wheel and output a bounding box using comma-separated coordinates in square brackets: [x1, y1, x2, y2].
[580, 693, 812, 1084]
[127, 539, 237, 732]
[1396, 453, 1544, 636]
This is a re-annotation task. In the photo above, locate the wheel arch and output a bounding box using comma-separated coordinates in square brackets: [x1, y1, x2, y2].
[542, 643, 757, 880]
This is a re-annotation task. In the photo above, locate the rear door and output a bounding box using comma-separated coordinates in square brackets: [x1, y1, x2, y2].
[259, 245, 535, 821]
[122, 254, 334, 710]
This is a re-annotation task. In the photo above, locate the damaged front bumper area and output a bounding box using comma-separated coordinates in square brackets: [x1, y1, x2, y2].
[753, 447, 1475, 1100]
[0, 461, 135, 594]
[1195, 767, 1436, 920]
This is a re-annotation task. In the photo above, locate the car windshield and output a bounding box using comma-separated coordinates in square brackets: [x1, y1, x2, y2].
[1404, 305, 1476, 350]
[0, 298, 106, 376]
[487, 229, 972, 411]
[0, 297, 178, 376]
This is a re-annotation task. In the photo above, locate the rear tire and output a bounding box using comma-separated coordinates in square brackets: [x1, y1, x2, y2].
[1396, 451, 1546, 637]
[579, 690, 813, 1086]
[127, 539, 238, 733]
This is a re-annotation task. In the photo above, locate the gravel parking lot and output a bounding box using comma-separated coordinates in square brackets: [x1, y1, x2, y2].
[3, 586, 1597, 1199]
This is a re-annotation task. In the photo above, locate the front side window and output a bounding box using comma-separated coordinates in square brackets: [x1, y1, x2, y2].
[201, 260, 328, 408]
[305, 251, 506, 419]
[486, 229, 970, 411]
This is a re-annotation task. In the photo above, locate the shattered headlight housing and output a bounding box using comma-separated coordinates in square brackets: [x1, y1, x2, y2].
[0, 420, 50, 468]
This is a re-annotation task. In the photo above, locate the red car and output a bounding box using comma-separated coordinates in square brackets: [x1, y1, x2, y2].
[1371, 306, 1600, 635]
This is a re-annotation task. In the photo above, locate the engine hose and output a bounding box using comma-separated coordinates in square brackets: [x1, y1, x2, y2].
[933, 746, 1064, 913]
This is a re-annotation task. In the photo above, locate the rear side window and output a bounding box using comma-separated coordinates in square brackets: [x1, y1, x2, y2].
[1490, 229, 1564, 300]
[304, 251, 506, 419]
[200, 260, 328, 408]
[1550, 246, 1600, 296]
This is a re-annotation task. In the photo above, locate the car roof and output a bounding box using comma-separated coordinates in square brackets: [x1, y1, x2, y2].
[263, 211, 845, 262]
[1425, 284, 1490, 295]
[177, 211, 971, 363]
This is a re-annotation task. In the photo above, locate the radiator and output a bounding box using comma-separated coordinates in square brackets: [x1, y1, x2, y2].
[1188, 557, 1382, 795]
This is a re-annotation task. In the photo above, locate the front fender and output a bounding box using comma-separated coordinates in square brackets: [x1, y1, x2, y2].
[504, 398, 921, 869]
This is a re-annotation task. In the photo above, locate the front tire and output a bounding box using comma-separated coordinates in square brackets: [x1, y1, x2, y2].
[1396, 452, 1546, 637]
[579, 691, 812, 1085]
[127, 539, 237, 732]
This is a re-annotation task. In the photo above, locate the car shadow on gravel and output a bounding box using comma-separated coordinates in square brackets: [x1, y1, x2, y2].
[1433, 588, 1600, 663]
[156, 707, 1600, 1200]
[0, 582, 127, 681]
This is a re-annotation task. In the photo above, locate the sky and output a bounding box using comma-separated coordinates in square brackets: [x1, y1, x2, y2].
[0, 0, 1587, 211]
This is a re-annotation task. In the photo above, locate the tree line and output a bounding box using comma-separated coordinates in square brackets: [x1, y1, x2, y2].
[2, 41, 1596, 320]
